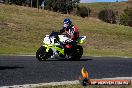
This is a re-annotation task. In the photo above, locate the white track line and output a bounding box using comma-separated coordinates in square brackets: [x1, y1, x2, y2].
[0, 80, 79, 88]
[102, 77, 132, 80]
[1, 77, 132, 88]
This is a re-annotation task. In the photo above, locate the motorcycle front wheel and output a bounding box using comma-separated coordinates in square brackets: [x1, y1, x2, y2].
[36, 46, 49, 61]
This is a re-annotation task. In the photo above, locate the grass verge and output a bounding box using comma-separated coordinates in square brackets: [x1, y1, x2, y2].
[36, 84, 132, 88]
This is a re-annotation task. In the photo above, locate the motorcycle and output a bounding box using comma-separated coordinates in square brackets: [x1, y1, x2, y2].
[36, 31, 86, 61]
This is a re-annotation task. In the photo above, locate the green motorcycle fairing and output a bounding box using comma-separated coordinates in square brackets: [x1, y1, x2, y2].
[42, 44, 64, 55]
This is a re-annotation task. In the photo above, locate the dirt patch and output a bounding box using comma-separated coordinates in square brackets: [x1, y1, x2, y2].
[0, 21, 8, 26]
[7, 22, 17, 28]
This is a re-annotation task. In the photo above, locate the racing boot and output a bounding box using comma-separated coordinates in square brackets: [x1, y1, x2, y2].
[59, 42, 65, 49]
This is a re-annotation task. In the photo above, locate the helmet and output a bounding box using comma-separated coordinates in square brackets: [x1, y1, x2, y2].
[63, 18, 72, 28]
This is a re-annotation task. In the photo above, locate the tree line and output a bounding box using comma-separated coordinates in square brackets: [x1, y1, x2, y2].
[3, 0, 80, 14]
[3, 0, 44, 7]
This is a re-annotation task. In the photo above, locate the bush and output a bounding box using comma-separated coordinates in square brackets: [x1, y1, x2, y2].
[98, 9, 119, 24]
[77, 6, 91, 18]
[120, 7, 132, 27]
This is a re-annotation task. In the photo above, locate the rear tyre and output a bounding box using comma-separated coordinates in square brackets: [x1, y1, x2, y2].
[69, 45, 83, 60]
[36, 46, 49, 61]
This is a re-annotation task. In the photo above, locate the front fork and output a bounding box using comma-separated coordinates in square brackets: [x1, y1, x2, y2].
[42, 45, 53, 59]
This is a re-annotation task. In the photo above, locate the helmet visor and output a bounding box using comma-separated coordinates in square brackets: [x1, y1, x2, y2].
[64, 23, 68, 28]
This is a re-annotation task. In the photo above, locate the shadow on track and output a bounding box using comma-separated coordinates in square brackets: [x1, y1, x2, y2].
[0, 66, 24, 70]
[41, 58, 93, 61]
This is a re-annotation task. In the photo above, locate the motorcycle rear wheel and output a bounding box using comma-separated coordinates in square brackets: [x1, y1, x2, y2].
[68, 45, 83, 60]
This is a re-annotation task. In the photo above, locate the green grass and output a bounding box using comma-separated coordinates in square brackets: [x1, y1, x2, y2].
[0, 4, 132, 57]
[36, 84, 132, 88]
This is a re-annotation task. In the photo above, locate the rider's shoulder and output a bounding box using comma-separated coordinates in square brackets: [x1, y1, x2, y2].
[72, 25, 78, 29]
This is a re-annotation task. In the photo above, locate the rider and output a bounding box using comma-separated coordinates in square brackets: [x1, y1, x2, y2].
[59, 18, 79, 49]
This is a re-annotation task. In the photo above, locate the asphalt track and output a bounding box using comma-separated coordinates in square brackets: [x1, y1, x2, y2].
[0, 56, 132, 86]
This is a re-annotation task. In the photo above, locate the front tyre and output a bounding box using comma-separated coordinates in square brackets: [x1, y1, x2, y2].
[36, 46, 49, 61]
